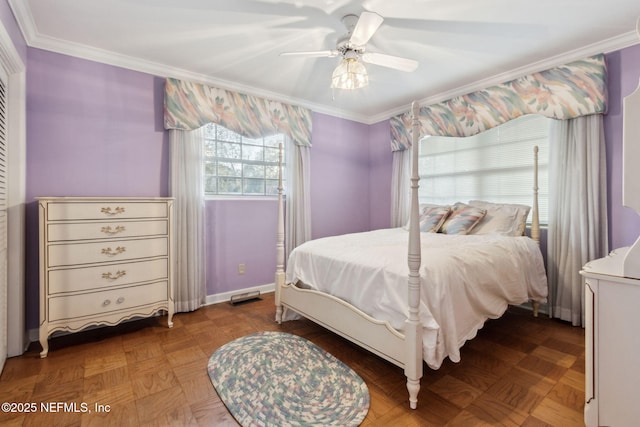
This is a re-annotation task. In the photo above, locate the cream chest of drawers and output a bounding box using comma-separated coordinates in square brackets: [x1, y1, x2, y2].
[38, 197, 174, 357]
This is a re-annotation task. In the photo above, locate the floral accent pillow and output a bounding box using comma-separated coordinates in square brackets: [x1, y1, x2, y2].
[418, 205, 452, 232]
[403, 204, 450, 231]
[441, 202, 487, 235]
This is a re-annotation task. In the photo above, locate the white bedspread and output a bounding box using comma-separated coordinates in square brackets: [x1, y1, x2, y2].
[285, 228, 548, 369]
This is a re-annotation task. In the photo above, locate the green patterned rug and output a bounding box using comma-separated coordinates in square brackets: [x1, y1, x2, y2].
[207, 331, 370, 427]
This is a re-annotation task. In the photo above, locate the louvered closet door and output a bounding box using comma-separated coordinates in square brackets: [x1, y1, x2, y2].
[0, 74, 7, 371]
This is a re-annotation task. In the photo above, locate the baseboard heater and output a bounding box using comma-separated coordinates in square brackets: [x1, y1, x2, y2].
[230, 290, 261, 305]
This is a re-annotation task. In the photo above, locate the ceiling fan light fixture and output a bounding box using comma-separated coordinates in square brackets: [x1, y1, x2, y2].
[331, 57, 369, 90]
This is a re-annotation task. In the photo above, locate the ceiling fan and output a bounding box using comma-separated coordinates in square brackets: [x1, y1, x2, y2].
[280, 11, 419, 90]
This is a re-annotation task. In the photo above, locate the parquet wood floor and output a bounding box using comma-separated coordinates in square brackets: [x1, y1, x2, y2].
[0, 292, 585, 426]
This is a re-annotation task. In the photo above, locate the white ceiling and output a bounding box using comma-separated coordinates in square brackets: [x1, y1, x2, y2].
[10, 0, 640, 123]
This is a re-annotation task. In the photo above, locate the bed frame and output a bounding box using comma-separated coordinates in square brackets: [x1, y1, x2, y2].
[274, 102, 541, 409]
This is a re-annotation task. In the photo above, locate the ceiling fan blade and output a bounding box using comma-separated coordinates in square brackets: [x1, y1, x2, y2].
[349, 11, 384, 46]
[361, 52, 419, 72]
[280, 50, 339, 58]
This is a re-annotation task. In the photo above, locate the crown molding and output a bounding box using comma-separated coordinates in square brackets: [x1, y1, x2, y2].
[370, 30, 640, 124]
[0, 14, 24, 74]
[10, 0, 640, 125]
[8, 0, 370, 124]
[28, 32, 371, 123]
[7, 0, 36, 45]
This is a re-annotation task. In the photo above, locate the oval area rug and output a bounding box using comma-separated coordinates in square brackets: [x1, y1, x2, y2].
[207, 331, 370, 426]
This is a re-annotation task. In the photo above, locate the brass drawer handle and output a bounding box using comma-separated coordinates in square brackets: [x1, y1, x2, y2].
[101, 270, 127, 280]
[101, 225, 126, 236]
[100, 206, 126, 216]
[101, 246, 126, 257]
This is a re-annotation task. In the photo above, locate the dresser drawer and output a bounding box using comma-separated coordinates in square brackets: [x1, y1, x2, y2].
[47, 219, 168, 242]
[46, 201, 168, 221]
[48, 237, 168, 267]
[48, 258, 168, 294]
[48, 281, 168, 322]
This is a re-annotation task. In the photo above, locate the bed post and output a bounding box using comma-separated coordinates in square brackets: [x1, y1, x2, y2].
[405, 101, 423, 409]
[275, 143, 285, 323]
[531, 145, 541, 317]
[531, 146, 540, 245]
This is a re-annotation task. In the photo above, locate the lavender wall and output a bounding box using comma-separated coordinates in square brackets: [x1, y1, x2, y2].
[605, 43, 640, 249]
[26, 50, 169, 198]
[24, 49, 385, 324]
[368, 119, 393, 230]
[310, 112, 372, 239]
[206, 200, 279, 295]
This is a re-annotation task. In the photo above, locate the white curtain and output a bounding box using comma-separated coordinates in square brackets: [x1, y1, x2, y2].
[391, 148, 411, 227]
[548, 115, 608, 326]
[169, 128, 206, 312]
[285, 141, 312, 257]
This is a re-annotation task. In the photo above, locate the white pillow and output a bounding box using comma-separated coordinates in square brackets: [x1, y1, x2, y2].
[467, 200, 531, 236]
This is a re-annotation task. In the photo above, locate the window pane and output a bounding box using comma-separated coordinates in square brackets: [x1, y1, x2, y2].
[264, 147, 280, 163]
[243, 136, 263, 146]
[265, 179, 280, 195]
[217, 141, 241, 160]
[243, 144, 264, 161]
[265, 165, 280, 180]
[204, 176, 217, 193]
[204, 161, 216, 175]
[217, 126, 241, 142]
[203, 123, 216, 139]
[243, 164, 265, 178]
[217, 161, 241, 177]
[218, 177, 242, 194]
[203, 140, 216, 158]
[243, 178, 265, 194]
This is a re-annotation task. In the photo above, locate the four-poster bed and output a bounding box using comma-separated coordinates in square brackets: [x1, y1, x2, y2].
[274, 102, 548, 409]
[160, 55, 606, 411]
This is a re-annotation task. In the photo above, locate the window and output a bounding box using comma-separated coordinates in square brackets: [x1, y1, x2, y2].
[418, 114, 549, 223]
[203, 123, 285, 197]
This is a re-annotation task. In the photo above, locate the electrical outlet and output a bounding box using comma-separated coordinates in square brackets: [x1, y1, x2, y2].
[238, 263, 246, 275]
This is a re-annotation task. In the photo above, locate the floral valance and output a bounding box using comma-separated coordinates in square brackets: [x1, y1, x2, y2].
[164, 78, 312, 147]
[390, 54, 607, 151]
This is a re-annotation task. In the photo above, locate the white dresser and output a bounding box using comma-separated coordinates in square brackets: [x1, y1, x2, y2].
[38, 197, 174, 358]
[581, 18, 640, 427]
[580, 248, 640, 427]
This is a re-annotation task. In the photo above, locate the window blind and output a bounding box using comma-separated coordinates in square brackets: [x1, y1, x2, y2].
[419, 114, 549, 224]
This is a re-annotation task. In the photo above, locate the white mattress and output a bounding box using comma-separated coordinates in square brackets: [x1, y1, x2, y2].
[285, 228, 548, 369]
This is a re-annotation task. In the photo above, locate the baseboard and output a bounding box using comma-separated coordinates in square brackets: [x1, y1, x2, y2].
[204, 283, 275, 306]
